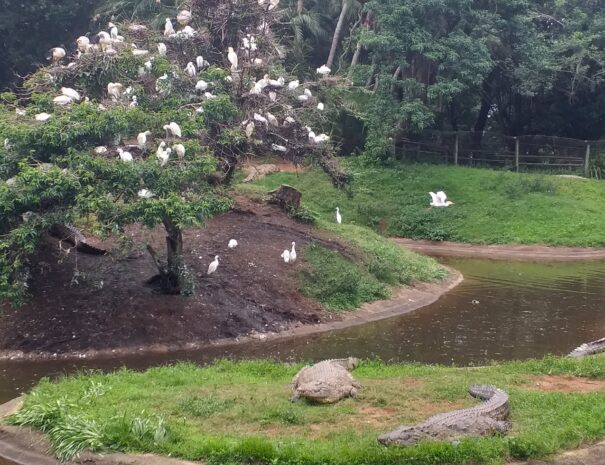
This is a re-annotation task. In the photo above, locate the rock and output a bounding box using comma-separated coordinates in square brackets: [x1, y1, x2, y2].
[268, 184, 302, 211]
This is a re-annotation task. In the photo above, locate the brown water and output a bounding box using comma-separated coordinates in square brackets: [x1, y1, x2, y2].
[1, 257, 605, 404]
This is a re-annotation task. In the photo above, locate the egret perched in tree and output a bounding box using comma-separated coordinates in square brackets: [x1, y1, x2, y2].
[207, 256, 219, 275]
[138, 189, 154, 198]
[266, 112, 279, 127]
[96, 31, 112, 51]
[304, 88, 312, 97]
[47, 47, 66, 63]
[177, 10, 192, 26]
[163, 122, 182, 138]
[156, 142, 170, 166]
[132, 49, 149, 57]
[117, 148, 133, 162]
[253, 113, 268, 126]
[228, 239, 238, 249]
[290, 242, 297, 262]
[76, 36, 90, 53]
[34, 112, 52, 122]
[312, 133, 330, 144]
[268, 0, 280, 10]
[185, 62, 196, 77]
[269, 91, 277, 102]
[281, 249, 290, 263]
[288, 80, 300, 91]
[317, 102, 325, 111]
[429, 191, 454, 208]
[53, 95, 73, 106]
[107, 82, 123, 100]
[268, 77, 285, 87]
[245, 121, 255, 138]
[61, 87, 81, 101]
[227, 47, 238, 71]
[297, 95, 309, 103]
[94, 146, 108, 154]
[177, 26, 196, 38]
[336, 207, 342, 224]
[173, 143, 186, 159]
[283, 116, 296, 127]
[195, 79, 209, 91]
[196, 56, 208, 69]
[137, 131, 151, 150]
[157, 42, 167, 56]
[253, 58, 263, 66]
[109, 22, 119, 40]
[271, 144, 287, 152]
[164, 18, 175, 36]
[316, 65, 331, 76]
[129, 95, 138, 107]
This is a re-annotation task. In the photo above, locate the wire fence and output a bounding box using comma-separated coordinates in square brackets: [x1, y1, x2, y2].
[393, 131, 605, 175]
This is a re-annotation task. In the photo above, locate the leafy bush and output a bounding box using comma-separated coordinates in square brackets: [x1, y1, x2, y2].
[480, 173, 557, 199]
[175, 395, 233, 418]
[389, 206, 458, 241]
[287, 205, 317, 224]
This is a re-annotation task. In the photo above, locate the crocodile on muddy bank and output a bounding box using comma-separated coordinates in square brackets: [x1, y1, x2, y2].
[378, 384, 510, 446]
[568, 337, 605, 359]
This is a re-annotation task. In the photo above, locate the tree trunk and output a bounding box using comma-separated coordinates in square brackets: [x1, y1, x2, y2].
[472, 71, 495, 147]
[297, 0, 304, 14]
[326, 0, 351, 68]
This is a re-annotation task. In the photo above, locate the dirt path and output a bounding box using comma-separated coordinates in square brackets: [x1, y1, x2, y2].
[393, 238, 605, 261]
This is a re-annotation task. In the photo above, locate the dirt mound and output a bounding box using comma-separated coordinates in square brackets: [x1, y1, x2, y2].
[0, 199, 344, 354]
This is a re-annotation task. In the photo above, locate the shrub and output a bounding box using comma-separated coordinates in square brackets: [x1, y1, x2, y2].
[389, 206, 458, 241]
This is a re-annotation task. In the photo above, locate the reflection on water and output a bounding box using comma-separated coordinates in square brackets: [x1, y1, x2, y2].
[1, 257, 605, 403]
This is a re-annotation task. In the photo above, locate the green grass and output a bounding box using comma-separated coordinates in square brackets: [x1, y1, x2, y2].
[243, 161, 605, 247]
[8, 356, 605, 464]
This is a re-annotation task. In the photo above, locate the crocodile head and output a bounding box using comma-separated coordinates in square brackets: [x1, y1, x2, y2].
[377, 426, 422, 446]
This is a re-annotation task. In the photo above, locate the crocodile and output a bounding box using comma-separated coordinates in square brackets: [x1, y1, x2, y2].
[49, 224, 108, 255]
[378, 384, 510, 446]
[290, 357, 361, 404]
[568, 337, 605, 358]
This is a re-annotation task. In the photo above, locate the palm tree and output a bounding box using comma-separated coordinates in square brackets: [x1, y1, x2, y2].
[326, 0, 362, 69]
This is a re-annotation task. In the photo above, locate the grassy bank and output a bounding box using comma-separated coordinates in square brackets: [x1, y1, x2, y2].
[7, 356, 605, 463]
[244, 161, 605, 247]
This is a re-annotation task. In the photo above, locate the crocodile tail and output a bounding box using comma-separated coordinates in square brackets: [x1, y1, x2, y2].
[468, 384, 498, 400]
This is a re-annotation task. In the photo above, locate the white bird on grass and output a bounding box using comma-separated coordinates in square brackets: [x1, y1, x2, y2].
[94, 146, 108, 154]
[290, 242, 297, 262]
[312, 133, 330, 144]
[61, 87, 81, 101]
[132, 49, 149, 57]
[269, 91, 277, 102]
[53, 95, 73, 106]
[129, 96, 138, 107]
[304, 88, 312, 97]
[281, 249, 290, 263]
[137, 131, 151, 150]
[429, 191, 454, 208]
[227, 47, 238, 72]
[185, 62, 197, 77]
[336, 207, 342, 224]
[117, 148, 133, 162]
[163, 122, 182, 138]
[107, 82, 123, 100]
[317, 102, 325, 111]
[34, 112, 52, 122]
[207, 256, 220, 275]
[283, 116, 296, 127]
[157, 42, 167, 55]
[266, 112, 279, 127]
[245, 121, 255, 138]
[268, 77, 285, 88]
[288, 80, 300, 91]
[109, 22, 119, 40]
[316, 65, 331, 76]
[138, 189, 154, 198]
[173, 143, 186, 159]
[156, 142, 171, 166]
[228, 239, 238, 249]
[164, 18, 175, 36]
[297, 94, 309, 103]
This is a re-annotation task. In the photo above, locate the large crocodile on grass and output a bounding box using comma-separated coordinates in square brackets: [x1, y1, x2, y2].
[290, 357, 361, 404]
[378, 384, 510, 446]
[568, 337, 605, 358]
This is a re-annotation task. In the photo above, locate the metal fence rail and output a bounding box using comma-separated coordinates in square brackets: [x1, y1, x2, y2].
[393, 131, 605, 175]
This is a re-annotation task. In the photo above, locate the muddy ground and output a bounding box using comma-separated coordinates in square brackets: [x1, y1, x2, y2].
[0, 198, 349, 354]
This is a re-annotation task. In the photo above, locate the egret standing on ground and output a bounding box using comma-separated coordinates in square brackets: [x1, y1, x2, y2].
[207, 256, 220, 275]
[163, 122, 182, 138]
[281, 249, 290, 263]
[107, 82, 123, 100]
[173, 143, 186, 159]
[317, 65, 331, 76]
[336, 207, 342, 224]
[429, 191, 454, 208]
[290, 242, 297, 263]
[157, 42, 167, 56]
[228, 239, 238, 249]
[164, 18, 175, 36]
[61, 87, 81, 101]
[137, 131, 151, 151]
[185, 62, 196, 77]
[117, 148, 133, 162]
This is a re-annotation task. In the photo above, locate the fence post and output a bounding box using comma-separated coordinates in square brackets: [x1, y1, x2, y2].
[454, 133, 459, 166]
[585, 141, 591, 176]
[515, 137, 520, 172]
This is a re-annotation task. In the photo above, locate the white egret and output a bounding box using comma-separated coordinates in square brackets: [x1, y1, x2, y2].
[34, 113, 52, 122]
[164, 18, 175, 36]
[173, 143, 186, 159]
[266, 112, 279, 127]
[253, 58, 263, 65]
[184, 62, 196, 77]
[132, 49, 149, 56]
[177, 10, 192, 26]
[15, 108, 25, 116]
[316, 65, 331, 76]
[128, 24, 147, 32]
[281, 249, 290, 263]
[297, 95, 309, 103]
[204, 92, 216, 100]
[288, 80, 300, 91]
[269, 91, 277, 102]
[94, 146, 108, 154]
[196, 56, 207, 69]
[129, 95, 138, 107]
[268, 77, 284, 87]
[317, 102, 325, 111]
[157, 42, 167, 55]
[283, 116, 295, 127]
[177, 26, 196, 38]
[163, 122, 182, 138]
[429, 191, 454, 208]
[195, 80, 209, 91]
[107, 82, 123, 100]
[207, 256, 220, 275]
[47, 47, 66, 63]
[227, 47, 238, 71]
[228, 239, 238, 249]
[245, 121, 255, 138]
[76, 36, 90, 53]
[53, 95, 73, 106]
[138, 189, 154, 198]
[313, 133, 330, 144]
[253, 113, 268, 126]
[109, 22, 119, 40]
[290, 242, 297, 262]
[272, 144, 287, 152]
[97, 32, 112, 51]
[4, 138, 11, 150]
[304, 88, 312, 97]
[117, 148, 133, 162]
[268, 0, 280, 10]
[336, 207, 342, 224]
[137, 131, 151, 150]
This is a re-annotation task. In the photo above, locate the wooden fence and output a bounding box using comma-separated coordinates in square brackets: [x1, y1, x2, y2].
[393, 131, 605, 175]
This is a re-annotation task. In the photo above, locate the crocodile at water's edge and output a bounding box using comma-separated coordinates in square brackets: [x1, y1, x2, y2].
[378, 384, 510, 446]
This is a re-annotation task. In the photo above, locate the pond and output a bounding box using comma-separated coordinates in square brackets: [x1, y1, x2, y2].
[1, 257, 604, 404]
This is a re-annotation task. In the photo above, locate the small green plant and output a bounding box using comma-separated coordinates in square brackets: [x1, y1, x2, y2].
[261, 406, 306, 425]
[390, 206, 458, 241]
[175, 395, 233, 418]
[589, 155, 605, 179]
[287, 205, 317, 224]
